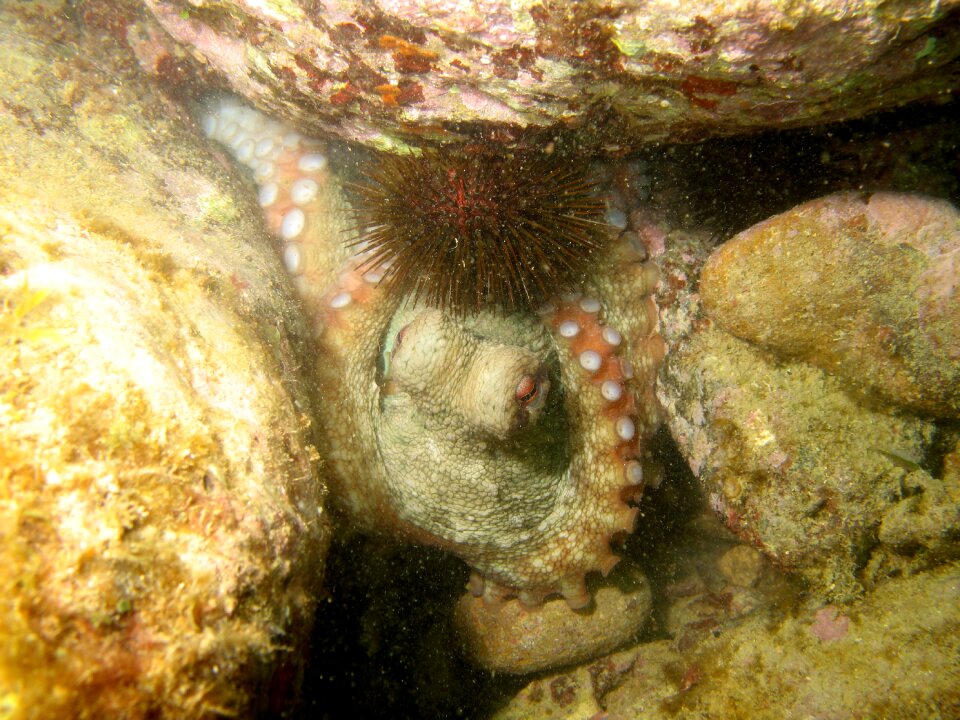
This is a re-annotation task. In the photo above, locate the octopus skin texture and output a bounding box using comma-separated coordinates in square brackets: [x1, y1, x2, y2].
[202, 97, 665, 608]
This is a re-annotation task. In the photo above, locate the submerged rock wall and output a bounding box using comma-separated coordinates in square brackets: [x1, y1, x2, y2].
[0, 6, 329, 718]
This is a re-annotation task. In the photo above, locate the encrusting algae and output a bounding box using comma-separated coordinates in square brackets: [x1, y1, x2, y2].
[0, 5, 330, 718]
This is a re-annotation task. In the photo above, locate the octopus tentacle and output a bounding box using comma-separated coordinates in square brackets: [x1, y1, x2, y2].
[201, 96, 351, 317]
[201, 97, 664, 610]
[465, 295, 650, 608]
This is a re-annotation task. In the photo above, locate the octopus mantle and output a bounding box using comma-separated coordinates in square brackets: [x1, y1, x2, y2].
[202, 98, 664, 608]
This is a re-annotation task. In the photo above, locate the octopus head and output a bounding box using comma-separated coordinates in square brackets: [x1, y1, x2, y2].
[377, 305, 570, 556]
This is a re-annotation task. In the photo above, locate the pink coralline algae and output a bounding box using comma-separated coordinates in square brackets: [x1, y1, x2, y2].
[810, 606, 850, 642]
[134, 0, 960, 150]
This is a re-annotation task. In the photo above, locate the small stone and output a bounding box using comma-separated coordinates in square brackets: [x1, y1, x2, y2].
[717, 545, 764, 587]
[809, 605, 850, 642]
[456, 561, 652, 674]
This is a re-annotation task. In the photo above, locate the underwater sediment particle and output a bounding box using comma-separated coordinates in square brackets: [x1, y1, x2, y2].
[0, 10, 327, 719]
[700, 191, 960, 418]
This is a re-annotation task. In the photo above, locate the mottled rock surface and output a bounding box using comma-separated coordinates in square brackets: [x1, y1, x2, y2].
[655, 193, 960, 602]
[0, 5, 328, 718]
[659, 324, 953, 602]
[133, 0, 960, 150]
[496, 562, 960, 720]
[701, 192, 960, 418]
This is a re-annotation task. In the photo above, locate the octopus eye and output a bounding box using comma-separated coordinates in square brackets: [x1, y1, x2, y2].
[395, 323, 410, 349]
[515, 373, 547, 411]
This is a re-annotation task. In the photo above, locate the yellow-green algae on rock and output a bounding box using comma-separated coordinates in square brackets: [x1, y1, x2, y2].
[0, 5, 328, 719]
[700, 192, 960, 418]
[661, 325, 947, 602]
[496, 560, 960, 720]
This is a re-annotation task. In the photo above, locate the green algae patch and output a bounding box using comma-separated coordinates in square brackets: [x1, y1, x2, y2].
[197, 190, 241, 225]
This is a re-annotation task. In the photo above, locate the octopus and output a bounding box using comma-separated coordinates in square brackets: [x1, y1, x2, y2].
[201, 97, 665, 609]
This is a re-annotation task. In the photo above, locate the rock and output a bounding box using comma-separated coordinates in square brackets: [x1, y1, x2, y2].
[455, 561, 652, 674]
[0, 5, 328, 718]
[716, 545, 764, 588]
[869, 462, 960, 581]
[659, 325, 953, 602]
[659, 192, 960, 602]
[700, 191, 960, 418]
[657, 528, 787, 651]
[498, 562, 960, 719]
[612, 562, 960, 718]
[491, 649, 637, 720]
[945, 434, 960, 485]
[122, 0, 960, 150]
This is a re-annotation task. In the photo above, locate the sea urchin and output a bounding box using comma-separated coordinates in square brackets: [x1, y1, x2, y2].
[348, 148, 608, 314]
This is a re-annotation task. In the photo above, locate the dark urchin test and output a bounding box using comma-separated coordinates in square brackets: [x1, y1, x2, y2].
[348, 147, 609, 315]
